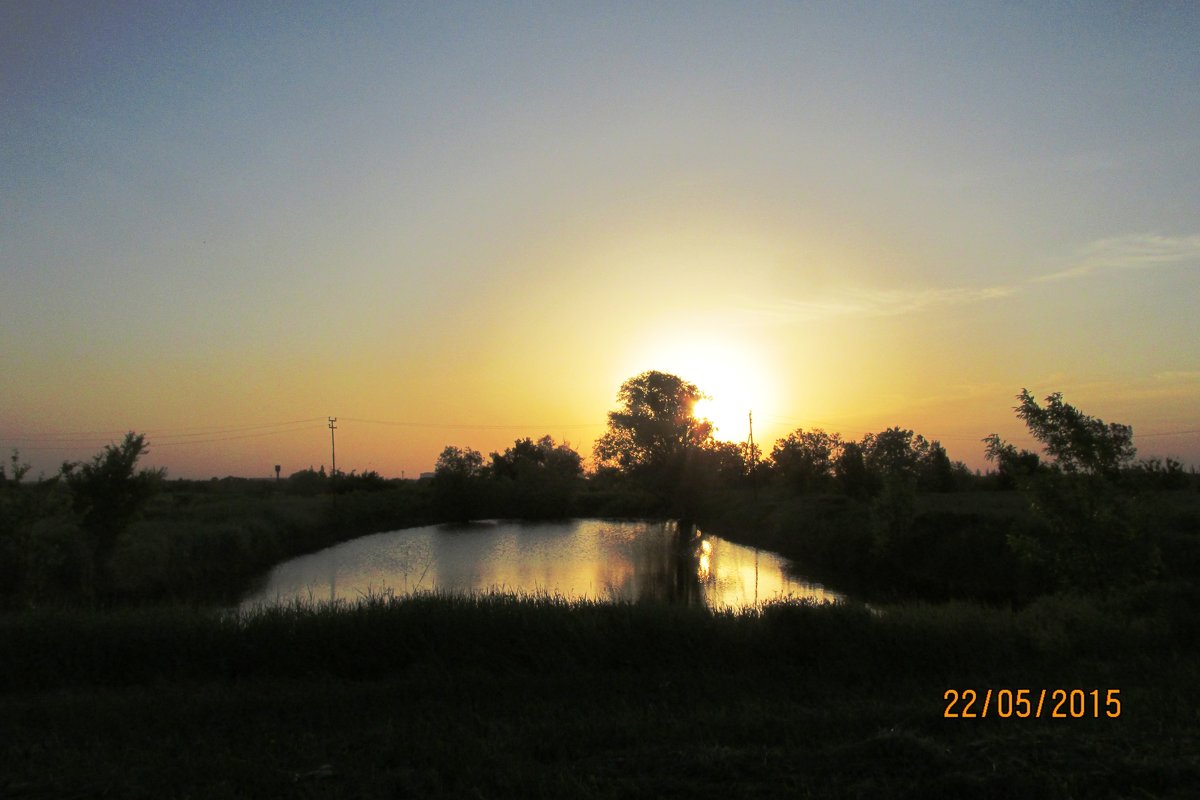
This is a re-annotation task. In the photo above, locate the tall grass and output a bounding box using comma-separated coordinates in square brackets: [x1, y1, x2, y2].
[2, 588, 1193, 693]
[4, 592, 1199, 797]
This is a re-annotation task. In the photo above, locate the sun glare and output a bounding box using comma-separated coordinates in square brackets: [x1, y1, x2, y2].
[692, 395, 754, 442]
[628, 335, 771, 444]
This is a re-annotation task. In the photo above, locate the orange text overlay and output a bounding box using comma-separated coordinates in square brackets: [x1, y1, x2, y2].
[943, 689, 1122, 719]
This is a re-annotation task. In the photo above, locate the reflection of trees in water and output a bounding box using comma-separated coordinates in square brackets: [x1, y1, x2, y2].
[246, 519, 844, 610]
[631, 521, 705, 605]
[428, 521, 503, 592]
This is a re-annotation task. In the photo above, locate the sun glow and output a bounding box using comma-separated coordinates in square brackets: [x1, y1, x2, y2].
[627, 334, 773, 444]
[692, 396, 754, 443]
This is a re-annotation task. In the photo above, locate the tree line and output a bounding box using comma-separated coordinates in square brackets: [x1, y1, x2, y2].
[424, 371, 1196, 601]
[2, 370, 1195, 605]
[432, 370, 1192, 525]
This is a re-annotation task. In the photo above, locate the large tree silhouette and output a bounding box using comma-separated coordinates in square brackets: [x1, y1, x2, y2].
[1012, 388, 1135, 478]
[594, 371, 714, 520]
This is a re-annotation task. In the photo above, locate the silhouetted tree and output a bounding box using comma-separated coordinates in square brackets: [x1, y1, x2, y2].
[329, 469, 389, 494]
[1, 449, 32, 485]
[1013, 388, 1136, 479]
[593, 371, 714, 520]
[862, 427, 929, 485]
[769, 429, 842, 493]
[833, 441, 872, 498]
[61, 432, 164, 592]
[437, 446, 485, 477]
[594, 371, 712, 473]
[917, 440, 958, 492]
[0, 449, 92, 604]
[989, 390, 1153, 593]
[703, 440, 750, 487]
[489, 436, 583, 518]
[433, 445, 489, 522]
[0, 451, 33, 599]
[491, 436, 581, 480]
[981, 435, 1041, 489]
[659, 438, 752, 517]
[285, 467, 328, 496]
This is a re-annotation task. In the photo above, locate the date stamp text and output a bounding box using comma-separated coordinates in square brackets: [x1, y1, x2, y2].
[943, 689, 1121, 719]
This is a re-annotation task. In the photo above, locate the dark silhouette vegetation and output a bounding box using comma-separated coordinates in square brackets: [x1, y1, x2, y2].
[1, 447, 437, 606]
[429, 435, 584, 522]
[2, 381, 1199, 798]
[702, 388, 1197, 603]
[2, 380, 1197, 609]
[4, 590, 1200, 797]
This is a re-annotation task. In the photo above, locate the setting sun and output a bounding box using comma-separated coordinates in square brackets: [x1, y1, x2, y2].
[625, 336, 772, 443]
[692, 396, 752, 443]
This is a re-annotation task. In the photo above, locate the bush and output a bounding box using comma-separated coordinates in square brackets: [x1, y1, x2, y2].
[22, 516, 93, 600]
[1009, 471, 1159, 593]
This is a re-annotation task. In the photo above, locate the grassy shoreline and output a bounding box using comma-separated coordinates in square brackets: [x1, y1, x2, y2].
[4, 591, 1199, 798]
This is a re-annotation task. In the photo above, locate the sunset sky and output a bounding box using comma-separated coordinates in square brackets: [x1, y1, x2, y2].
[3, 2, 1198, 479]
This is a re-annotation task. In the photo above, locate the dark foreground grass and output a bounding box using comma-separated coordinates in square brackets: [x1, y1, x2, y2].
[3, 590, 1199, 798]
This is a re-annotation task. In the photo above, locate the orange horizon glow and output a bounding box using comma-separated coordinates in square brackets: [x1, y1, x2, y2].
[4, 373, 1197, 481]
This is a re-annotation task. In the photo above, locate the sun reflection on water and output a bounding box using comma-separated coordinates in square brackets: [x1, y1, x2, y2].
[242, 520, 845, 612]
[697, 539, 713, 581]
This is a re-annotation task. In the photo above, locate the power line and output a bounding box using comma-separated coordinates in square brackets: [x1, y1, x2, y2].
[339, 416, 604, 431]
[151, 418, 328, 439]
[3, 418, 327, 443]
[152, 425, 326, 448]
[8, 424, 328, 451]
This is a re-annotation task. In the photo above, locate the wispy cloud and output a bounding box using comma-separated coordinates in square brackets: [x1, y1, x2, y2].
[744, 284, 1018, 323]
[1154, 370, 1200, 383]
[746, 232, 1199, 325]
[1035, 233, 1200, 283]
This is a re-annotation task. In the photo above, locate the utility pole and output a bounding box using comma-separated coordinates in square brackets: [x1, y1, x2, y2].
[746, 410, 756, 469]
[328, 417, 337, 476]
[747, 410, 758, 499]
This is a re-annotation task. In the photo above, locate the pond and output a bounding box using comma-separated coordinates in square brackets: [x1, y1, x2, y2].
[241, 519, 843, 611]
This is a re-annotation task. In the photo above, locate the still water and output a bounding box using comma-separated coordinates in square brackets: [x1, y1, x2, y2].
[241, 519, 843, 611]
